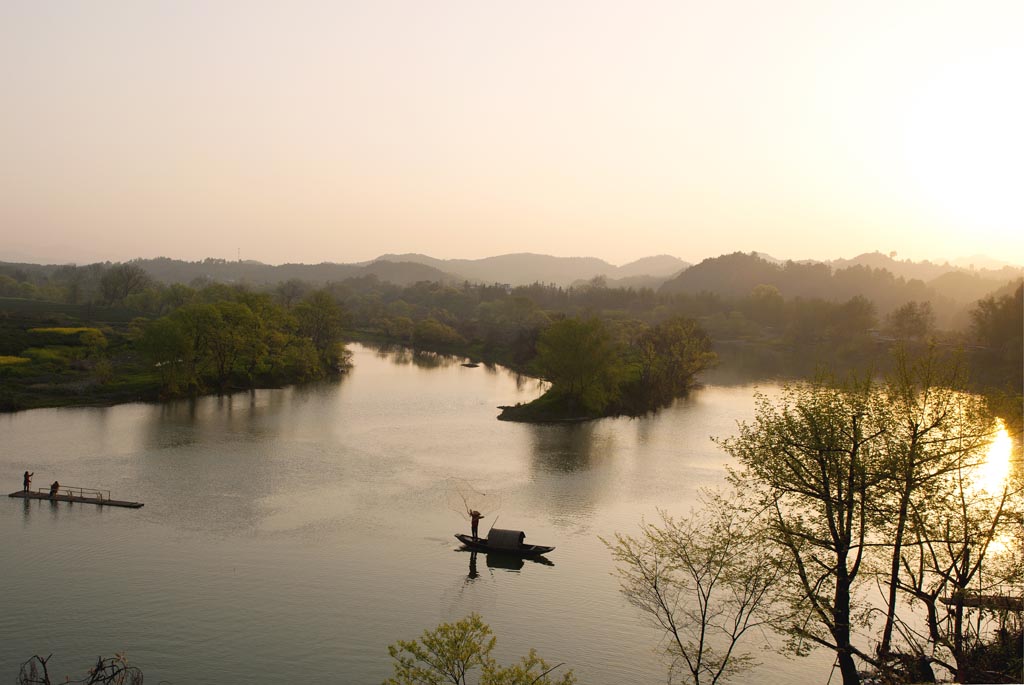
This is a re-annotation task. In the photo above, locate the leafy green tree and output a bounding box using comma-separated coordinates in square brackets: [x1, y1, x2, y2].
[210, 301, 268, 389]
[385, 613, 574, 685]
[275, 278, 309, 307]
[533, 317, 625, 415]
[870, 348, 995, 659]
[168, 302, 222, 392]
[969, 283, 1023, 391]
[829, 295, 877, 339]
[413, 318, 466, 348]
[79, 329, 108, 357]
[295, 289, 348, 368]
[99, 263, 153, 305]
[0, 274, 20, 297]
[747, 284, 785, 327]
[971, 283, 1023, 350]
[720, 377, 886, 685]
[628, 317, 717, 408]
[138, 316, 191, 394]
[884, 301, 935, 341]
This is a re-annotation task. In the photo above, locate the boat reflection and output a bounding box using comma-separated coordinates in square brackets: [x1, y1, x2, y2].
[456, 547, 555, 575]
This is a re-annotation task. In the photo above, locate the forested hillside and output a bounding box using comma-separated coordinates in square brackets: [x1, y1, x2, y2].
[659, 251, 1021, 328]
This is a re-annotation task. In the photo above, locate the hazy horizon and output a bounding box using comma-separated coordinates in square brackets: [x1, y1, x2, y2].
[2, 2, 1022, 267]
[1, 246, 1021, 271]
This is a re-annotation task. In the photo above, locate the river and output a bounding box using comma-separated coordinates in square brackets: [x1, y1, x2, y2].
[0, 343, 835, 683]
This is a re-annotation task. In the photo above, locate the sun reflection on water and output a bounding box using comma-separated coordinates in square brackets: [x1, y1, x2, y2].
[979, 419, 1015, 556]
[979, 419, 1012, 496]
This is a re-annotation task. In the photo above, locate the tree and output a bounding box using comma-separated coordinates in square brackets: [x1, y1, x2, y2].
[829, 295, 877, 340]
[99, 264, 152, 305]
[295, 289, 348, 368]
[885, 413, 1022, 681]
[413, 317, 466, 348]
[18, 653, 142, 685]
[969, 283, 1023, 391]
[385, 613, 575, 685]
[533, 317, 626, 415]
[870, 348, 996, 660]
[205, 301, 264, 390]
[627, 317, 717, 409]
[168, 302, 222, 392]
[138, 317, 190, 394]
[970, 283, 1023, 351]
[606, 494, 784, 684]
[275, 278, 309, 307]
[747, 284, 784, 327]
[884, 301, 935, 341]
[719, 377, 886, 685]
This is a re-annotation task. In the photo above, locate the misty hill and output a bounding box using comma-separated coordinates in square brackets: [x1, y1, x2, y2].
[951, 254, 1017, 270]
[126, 257, 459, 287]
[614, 254, 689, 279]
[828, 251, 1022, 286]
[926, 270, 1023, 305]
[659, 252, 937, 314]
[658, 251, 1024, 329]
[373, 252, 689, 287]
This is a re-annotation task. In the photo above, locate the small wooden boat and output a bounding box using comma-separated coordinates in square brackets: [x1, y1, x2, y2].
[455, 528, 554, 557]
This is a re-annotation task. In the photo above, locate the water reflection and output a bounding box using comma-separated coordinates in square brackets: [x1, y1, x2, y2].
[456, 548, 555, 576]
[980, 419, 1012, 495]
[371, 343, 465, 369]
[528, 423, 609, 473]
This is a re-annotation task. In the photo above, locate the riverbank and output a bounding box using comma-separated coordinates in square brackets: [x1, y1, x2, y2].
[0, 295, 350, 412]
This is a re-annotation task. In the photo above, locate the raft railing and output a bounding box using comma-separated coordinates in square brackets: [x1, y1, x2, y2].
[32, 485, 111, 500]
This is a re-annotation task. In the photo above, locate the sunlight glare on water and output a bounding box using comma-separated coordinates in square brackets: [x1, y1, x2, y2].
[979, 419, 1012, 496]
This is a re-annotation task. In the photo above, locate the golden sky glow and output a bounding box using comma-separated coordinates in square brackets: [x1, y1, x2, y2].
[1, 1, 1021, 265]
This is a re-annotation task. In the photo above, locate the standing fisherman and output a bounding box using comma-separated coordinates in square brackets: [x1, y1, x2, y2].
[23, 471, 33, 492]
[470, 510, 484, 541]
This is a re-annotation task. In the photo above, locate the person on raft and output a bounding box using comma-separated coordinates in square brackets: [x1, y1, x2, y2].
[23, 471, 34, 492]
[49, 480, 60, 498]
[470, 510, 484, 541]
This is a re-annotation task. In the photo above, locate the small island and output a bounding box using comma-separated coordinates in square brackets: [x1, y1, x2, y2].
[497, 316, 716, 422]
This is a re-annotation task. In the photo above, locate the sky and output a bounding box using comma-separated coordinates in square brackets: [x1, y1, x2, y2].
[1, 1, 1022, 267]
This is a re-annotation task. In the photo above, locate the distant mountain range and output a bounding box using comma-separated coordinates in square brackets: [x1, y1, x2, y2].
[120, 253, 690, 288]
[369, 252, 689, 287]
[2, 251, 1019, 305]
[659, 251, 1021, 302]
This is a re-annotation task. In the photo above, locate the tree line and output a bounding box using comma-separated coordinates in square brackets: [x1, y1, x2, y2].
[2, 263, 1020, 411]
[135, 286, 348, 396]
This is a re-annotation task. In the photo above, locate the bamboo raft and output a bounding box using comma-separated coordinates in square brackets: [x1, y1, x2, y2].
[9, 485, 143, 509]
[940, 592, 1023, 611]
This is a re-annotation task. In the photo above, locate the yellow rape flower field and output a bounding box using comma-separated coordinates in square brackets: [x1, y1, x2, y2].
[29, 327, 100, 335]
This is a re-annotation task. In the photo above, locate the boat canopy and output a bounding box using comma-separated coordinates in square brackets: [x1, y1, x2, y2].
[487, 528, 526, 550]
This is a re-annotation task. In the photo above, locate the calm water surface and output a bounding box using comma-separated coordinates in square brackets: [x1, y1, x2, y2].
[1, 344, 833, 683]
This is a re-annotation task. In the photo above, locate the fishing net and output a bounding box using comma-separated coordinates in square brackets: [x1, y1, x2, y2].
[445, 478, 501, 523]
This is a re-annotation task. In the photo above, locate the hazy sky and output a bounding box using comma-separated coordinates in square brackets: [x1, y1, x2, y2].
[1, 1, 1021, 266]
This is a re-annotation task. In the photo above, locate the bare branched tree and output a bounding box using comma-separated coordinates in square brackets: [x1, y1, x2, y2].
[18, 653, 143, 685]
[605, 492, 785, 685]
